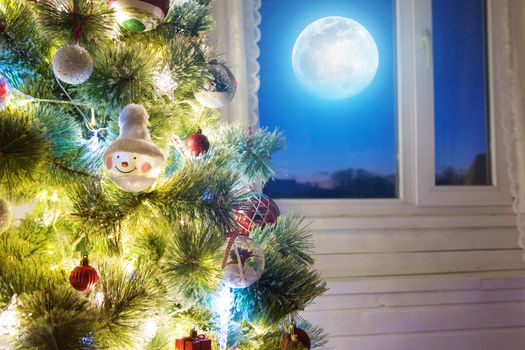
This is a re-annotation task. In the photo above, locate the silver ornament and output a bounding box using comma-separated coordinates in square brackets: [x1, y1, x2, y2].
[195, 62, 237, 109]
[0, 198, 12, 234]
[52, 44, 93, 85]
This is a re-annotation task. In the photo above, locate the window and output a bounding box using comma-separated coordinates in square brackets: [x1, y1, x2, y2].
[258, 0, 500, 200]
[432, 0, 491, 186]
[211, 0, 512, 215]
[259, 0, 398, 199]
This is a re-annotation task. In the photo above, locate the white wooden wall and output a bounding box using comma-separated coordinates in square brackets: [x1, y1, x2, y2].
[298, 212, 525, 350]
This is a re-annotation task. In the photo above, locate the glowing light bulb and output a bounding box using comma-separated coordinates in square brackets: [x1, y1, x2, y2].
[0, 294, 20, 336]
[142, 318, 158, 340]
[94, 292, 105, 306]
[156, 66, 178, 95]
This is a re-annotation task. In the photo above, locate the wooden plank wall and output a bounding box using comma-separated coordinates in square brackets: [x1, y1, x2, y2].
[301, 214, 525, 350]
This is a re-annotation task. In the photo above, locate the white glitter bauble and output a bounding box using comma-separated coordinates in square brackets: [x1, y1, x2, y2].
[52, 44, 93, 85]
[0, 198, 12, 234]
[223, 236, 265, 289]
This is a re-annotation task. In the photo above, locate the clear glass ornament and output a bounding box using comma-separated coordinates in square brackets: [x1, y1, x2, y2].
[195, 61, 237, 109]
[223, 236, 265, 289]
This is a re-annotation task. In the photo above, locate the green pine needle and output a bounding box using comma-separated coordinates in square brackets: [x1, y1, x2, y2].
[215, 125, 286, 184]
[0, 107, 50, 195]
[16, 285, 97, 350]
[252, 216, 315, 266]
[163, 1, 214, 39]
[36, 0, 114, 49]
[162, 223, 224, 302]
[76, 43, 162, 112]
[95, 258, 165, 348]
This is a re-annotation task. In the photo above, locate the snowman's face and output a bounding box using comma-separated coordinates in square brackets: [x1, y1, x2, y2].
[105, 152, 160, 177]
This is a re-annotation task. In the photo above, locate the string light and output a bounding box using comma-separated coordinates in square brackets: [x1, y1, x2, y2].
[94, 292, 105, 307]
[141, 318, 158, 340]
[218, 285, 232, 350]
[155, 65, 178, 95]
[0, 294, 20, 337]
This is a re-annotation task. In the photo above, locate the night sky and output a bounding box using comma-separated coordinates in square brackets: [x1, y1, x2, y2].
[258, 0, 489, 197]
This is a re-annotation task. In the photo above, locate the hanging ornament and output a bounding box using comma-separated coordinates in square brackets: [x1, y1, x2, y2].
[70, 256, 99, 292]
[175, 329, 212, 350]
[185, 130, 210, 156]
[52, 44, 93, 85]
[194, 60, 237, 109]
[0, 197, 12, 234]
[110, 0, 170, 32]
[223, 236, 265, 289]
[0, 74, 12, 110]
[280, 326, 311, 350]
[233, 193, 280, 235]
[104, 104, 165, 192]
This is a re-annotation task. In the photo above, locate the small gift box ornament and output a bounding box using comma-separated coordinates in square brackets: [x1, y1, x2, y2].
[175, 329, 212, 350]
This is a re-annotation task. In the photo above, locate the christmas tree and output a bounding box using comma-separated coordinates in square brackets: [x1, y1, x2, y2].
[0, 1, 327, 349]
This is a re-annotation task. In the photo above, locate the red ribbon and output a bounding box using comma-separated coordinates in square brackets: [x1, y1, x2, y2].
[71, 0, 94, 43]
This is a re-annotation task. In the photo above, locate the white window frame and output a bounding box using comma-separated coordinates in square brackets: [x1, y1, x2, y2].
[211, 0, 513, 219]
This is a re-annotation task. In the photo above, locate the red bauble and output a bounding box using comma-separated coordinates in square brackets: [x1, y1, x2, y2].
[70, 256, 98, 292]
[234, 193, 280, 234]
[186, 131, 210, 156]
[280, 327, 311, 350]
[0, 75, 10, 100]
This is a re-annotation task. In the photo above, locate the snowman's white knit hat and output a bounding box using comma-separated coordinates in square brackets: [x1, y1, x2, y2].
[104, 104, 164, 160]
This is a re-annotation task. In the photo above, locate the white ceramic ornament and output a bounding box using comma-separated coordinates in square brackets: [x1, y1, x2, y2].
[104, 104, 164, 192]
[223, 236, 265, 289]
[52, 44, 93, 85]
[194, 61, 237, 109]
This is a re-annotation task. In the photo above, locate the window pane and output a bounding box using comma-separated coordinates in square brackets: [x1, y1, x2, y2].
[433, 0, 491, 186]
[259, 0, 397, 198]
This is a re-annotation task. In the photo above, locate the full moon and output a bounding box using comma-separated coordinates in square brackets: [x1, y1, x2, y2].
[292, 16, 379, 100]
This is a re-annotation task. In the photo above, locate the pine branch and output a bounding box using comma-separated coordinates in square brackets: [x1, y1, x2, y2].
[76, 43, 163, 112]
[0, 107, 50, 195]
[16, 285, 97, 350]
[95, 258, 166, 348]
[162, 222, 224, 302]
[163, 0, 214, 39]
[36, 0, 114, 49]
[0, 0, 49, 85]
[166, 35, 208, 91]
[0, 253, 50, 307]
[215, 125, 286, 185]
[232, 251, 327, 325]
[252, 216, 314, 266]
[154, 158, 244, 230]
[68, 179, 128, 248]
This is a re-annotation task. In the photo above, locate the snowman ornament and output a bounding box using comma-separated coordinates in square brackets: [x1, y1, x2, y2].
[104, 104, 164, 192]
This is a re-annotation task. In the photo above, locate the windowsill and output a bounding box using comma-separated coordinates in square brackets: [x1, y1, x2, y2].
[277, 198, 513, 218]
